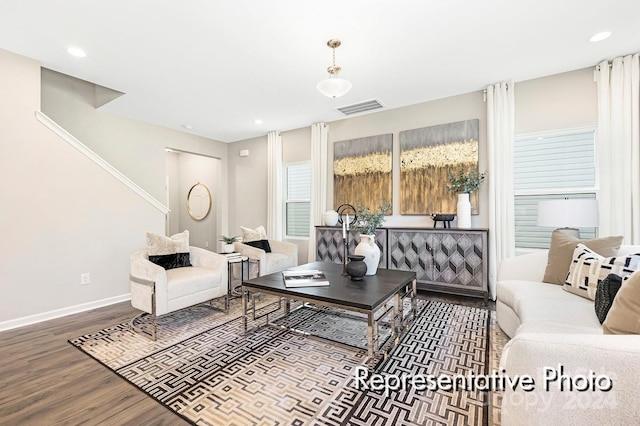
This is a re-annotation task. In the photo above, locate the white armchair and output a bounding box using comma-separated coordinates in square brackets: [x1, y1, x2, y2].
[130, 246, 228, 339]
[234, 240, 298, 277]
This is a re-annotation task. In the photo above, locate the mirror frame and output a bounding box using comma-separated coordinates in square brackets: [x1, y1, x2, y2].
[187, 182, 212, 221]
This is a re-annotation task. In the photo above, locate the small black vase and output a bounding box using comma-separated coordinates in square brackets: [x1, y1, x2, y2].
[346, 255, 367, 280]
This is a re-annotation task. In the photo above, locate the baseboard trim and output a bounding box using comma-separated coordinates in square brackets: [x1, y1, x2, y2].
[0, 294, 131, 332]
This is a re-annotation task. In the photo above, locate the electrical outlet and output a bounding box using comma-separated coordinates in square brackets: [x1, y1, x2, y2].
[205, 241, 209, 248]
[80, 273, 90, 285]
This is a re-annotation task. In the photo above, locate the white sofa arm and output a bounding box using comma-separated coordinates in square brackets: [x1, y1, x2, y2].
[190, 246, 228, 288]
[130, 250, 165, 285]
[234, 242, 267, 264]
[269, 240, 298, 265]
[497, 250, 548, 283]
[500, 333, 640, 425]
[130, 249, 168, 314]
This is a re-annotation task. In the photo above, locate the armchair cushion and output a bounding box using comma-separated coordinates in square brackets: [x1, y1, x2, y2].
[146, 230, 192, 269]
[245, 239, 272, 253]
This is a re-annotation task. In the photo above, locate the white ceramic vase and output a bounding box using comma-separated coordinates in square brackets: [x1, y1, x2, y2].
[354, 234, 380, 275]
[322, 210, 339, 226]
[222, 243, 235, 253]
[457, 193, 472, 228]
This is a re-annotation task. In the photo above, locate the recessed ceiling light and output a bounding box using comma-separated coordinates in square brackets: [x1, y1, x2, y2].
[67, 46, 87, 58]
[254, 119, 263, 125]
[590, 31, 612, 42]
[182, 124, 193, 130]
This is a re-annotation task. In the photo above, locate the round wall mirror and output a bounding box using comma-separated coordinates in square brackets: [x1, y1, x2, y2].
[187, 183, 212, 221]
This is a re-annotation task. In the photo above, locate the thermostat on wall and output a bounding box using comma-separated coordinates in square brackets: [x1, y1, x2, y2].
[239, 149, 249, 157]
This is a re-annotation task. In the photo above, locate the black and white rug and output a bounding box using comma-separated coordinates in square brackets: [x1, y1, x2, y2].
[70, 297, 495, 425]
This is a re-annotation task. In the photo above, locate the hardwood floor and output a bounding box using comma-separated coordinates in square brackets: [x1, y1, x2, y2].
[0, 292, 494, 425]
[0, 303, 188, 426]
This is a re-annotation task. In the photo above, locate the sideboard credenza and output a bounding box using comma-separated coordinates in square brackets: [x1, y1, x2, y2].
[315, 226, 488, 300]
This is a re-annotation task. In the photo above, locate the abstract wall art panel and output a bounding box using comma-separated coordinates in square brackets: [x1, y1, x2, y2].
[333, 134, 392, 213]
[399, 119, 480, 215]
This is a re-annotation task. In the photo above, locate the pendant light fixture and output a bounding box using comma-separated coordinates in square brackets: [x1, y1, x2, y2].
[317, 39, 352, 98]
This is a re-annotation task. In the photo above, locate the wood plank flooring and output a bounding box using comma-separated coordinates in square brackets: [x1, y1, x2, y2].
[0, 302, 187, 426]
[0, 292, 493, 425]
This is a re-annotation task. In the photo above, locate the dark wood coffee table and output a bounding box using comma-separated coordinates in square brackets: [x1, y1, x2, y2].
[242, 262, 417, 360]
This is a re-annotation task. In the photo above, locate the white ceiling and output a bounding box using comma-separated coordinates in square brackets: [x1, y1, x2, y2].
[0, 1, 638, 142]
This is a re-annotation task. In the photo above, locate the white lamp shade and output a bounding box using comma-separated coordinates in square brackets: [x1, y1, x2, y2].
[537, 199, 599, 228]
[317, 77, 352, 98]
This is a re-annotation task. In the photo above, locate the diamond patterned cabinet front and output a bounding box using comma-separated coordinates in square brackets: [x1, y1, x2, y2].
[388, 229, 488, 299]
[315, 227, 387, 268]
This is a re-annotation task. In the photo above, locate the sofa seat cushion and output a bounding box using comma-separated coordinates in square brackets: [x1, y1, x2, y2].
[497, 279, 569, 310]
[516, 320, 603, 335]
[516, 296, 601, 330]
[166, 266, 221, 300]
[498, 279, 602, 332]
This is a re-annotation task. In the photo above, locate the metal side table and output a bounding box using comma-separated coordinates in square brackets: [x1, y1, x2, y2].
[224, 255, 249, 298]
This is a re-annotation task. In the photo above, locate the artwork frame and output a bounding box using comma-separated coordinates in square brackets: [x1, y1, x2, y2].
[333, 134, 392, 214]
[399, 119, 480, 215]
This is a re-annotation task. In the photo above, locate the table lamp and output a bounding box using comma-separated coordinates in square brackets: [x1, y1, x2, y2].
[537, 199, 599, 238]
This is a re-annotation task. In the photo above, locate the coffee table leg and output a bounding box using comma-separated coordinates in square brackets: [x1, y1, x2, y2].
[411, 279, 417, 322]
[242, 289, 248, 333]
[393, 292, 401, 342]
[367, 311, 377, 360]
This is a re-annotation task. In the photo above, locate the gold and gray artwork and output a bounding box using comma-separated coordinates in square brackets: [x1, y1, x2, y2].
[333, 134, 393, 214]
[400, 119, 480, 215]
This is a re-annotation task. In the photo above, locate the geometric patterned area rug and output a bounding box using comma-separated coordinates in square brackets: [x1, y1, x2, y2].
[69, 297, 498, 425]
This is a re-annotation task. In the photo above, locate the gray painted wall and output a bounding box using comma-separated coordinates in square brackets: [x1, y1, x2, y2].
[228, 135, 269, 234]
[177, 152, 221, 251]
[40, 68, 231, 237]
[515, 67, 597, 134]
[0, 49, 165, 325]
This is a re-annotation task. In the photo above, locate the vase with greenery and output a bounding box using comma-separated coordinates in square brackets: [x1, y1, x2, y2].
[352, 202, 392, 235]
[219, 235, 240, 253]
[353, 202, 391, 275]
[446, 169, 486, 194]
[446, 169, 486, 228]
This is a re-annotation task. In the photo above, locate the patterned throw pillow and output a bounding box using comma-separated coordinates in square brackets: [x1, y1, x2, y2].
[564, 243, 640, 300]
[594, 274, 623, 324]
[241, 225, 267, 243]
[146, 230, 192, 270]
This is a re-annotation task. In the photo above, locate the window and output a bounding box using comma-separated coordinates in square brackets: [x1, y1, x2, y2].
[514, 129, 597, 249]
[284, 162, 311, 238]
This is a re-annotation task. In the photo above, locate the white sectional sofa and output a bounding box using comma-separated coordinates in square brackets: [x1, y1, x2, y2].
[496, 245, 640, 425]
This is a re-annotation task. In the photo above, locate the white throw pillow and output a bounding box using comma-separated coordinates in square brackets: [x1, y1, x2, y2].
[241, 225, 267, 243]
[564, 243, 640, 300]
[146, 230, 190, 255]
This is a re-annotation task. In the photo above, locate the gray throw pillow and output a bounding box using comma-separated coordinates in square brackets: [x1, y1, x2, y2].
[543, 231, 623, 284]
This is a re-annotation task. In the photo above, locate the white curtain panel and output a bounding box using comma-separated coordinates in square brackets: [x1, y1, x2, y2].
[308, 122, 329, 263]
[486, 81, 516, 300]
[267, 131, 283, 240]
[595, 53, 640, 244]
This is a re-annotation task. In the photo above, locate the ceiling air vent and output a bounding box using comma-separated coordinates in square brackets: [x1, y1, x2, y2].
[336, 99, 384, 116]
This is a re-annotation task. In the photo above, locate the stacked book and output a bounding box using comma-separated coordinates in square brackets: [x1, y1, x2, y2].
[221, 252, 243, 260]
[282, 270, 330, 288]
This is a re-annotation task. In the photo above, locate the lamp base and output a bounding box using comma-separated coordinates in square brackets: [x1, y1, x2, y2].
[555, 227, 580, 239]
